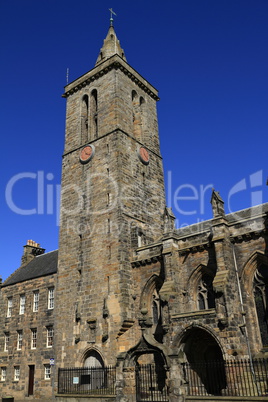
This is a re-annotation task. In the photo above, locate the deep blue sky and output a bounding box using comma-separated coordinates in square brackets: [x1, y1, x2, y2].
[1, 0, 267, 281]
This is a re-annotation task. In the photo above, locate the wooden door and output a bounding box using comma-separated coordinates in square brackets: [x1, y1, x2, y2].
[28, 365, 35, 396]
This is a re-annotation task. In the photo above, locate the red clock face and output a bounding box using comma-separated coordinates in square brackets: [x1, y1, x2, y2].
[138, 147, 150, 165]
[80, 145, 95, 164]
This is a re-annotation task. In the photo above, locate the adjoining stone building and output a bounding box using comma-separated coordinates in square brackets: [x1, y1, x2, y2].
[0, 242, 57, 400]
[1, 24, 268, 401]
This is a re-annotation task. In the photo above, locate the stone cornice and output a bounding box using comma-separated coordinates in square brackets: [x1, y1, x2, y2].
[178, 228, 266, 254]
[230, 229, 266, 244]
[171, 308, 216, 321]
[63, 54, 159, 101]
[178, 242, 211, 256]
[131, 255, 162, 268]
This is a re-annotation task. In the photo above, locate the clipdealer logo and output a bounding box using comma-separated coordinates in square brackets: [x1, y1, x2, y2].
[228, 170, 264, 214]
[5, 171, 61, 223]
[4, 169, 267, 227]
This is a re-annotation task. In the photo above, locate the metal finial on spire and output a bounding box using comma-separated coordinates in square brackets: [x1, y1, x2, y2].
[109, 8, 117, 26]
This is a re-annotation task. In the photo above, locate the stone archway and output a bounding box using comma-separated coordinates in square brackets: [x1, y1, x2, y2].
[179, 326, 226, 395]
[119, 335, 169, 401]
[82, 349, 105, 391]
[84, 349, 104, 368]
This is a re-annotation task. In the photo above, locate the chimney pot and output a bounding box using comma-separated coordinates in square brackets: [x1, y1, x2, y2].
[21, 240, 45, 266]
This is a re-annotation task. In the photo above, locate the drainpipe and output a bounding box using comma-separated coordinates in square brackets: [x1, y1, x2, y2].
[232, 245, 261, 395]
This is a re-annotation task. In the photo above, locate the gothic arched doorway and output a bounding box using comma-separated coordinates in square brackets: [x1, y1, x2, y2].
[124, 337, 168, 401]
[179, 326, 226, 395]
[82, 350, 105, 391]
[84, 349, 104, 368]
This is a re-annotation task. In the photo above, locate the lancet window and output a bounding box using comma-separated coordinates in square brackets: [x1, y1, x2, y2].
[132, 90, 144, 141]
[90, 89, 98, 139]
[81, 95, 89, 144]
[198, 273, 215, 310]
[254, 265, 268, 347]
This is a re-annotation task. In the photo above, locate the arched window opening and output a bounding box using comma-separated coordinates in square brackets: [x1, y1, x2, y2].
[151, 288, 163, 342]
[254, 265, 268, 347]
[140, 276, 164, 343]
[90, 89, 98, 139]
[132, 90, 138, 102]
[151, 290, 160, 326]
[140, 97, 145, 106]
[81, 95, 89, 144]
[138, 230, 146, 248]
[198, 273, 215, 310]
[152, 301, 158, 324]
[132, 90, 142, 141]
[83, 350, 105, 391]
[131, 225, 146, 249]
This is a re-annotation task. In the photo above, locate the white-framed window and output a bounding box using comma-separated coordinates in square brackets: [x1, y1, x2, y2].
[44, 364, 51, 380]
[17, 330, 23, 350]
[33, 290, 39, 312]
[31, 328, 37, 349]
[7, 297, 12, 317]
[14, 366, 20, 381]
[1, 367, 7, 382]
[46, 326, 54, 347]
[19, 294, 25, 315]
[4, 332, 9, 352]
[48, 288, 54, 310]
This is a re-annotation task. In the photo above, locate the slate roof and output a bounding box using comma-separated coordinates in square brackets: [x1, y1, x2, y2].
[175, 219, 213, 238]
[175, 203, 268, 238]
[226, 203, 268, 223]
[2, 250, 58, 287]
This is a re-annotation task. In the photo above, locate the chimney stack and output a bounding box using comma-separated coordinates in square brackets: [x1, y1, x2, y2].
[21, 240, 45, 266]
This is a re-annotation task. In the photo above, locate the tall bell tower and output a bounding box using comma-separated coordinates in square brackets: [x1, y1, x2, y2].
[55, 24, 166, 366]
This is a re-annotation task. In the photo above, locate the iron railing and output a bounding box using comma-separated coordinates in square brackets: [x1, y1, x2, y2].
[136, 364, 168, 402]
[58, 366, 116, 395]
[58, 358, 268, 398]
[183, 358, 268, 397]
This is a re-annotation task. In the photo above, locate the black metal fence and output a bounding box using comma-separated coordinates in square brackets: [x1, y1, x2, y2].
[58, 366, 116, 395]
[58, 358, 268, 398]
[136, 364, 168, 402]
[183, 358, 268, 397]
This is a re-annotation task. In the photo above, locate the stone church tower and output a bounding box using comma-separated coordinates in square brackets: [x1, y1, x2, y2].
[55, 24, 166, 367]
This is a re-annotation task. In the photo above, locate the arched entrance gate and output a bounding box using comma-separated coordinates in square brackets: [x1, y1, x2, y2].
[83, 350, 105, 391]
[179, 326, 226, 396]
[124, 337, 169, 402]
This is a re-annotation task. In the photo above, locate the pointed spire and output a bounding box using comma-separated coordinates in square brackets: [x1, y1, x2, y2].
[95, 25, 127, 66]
